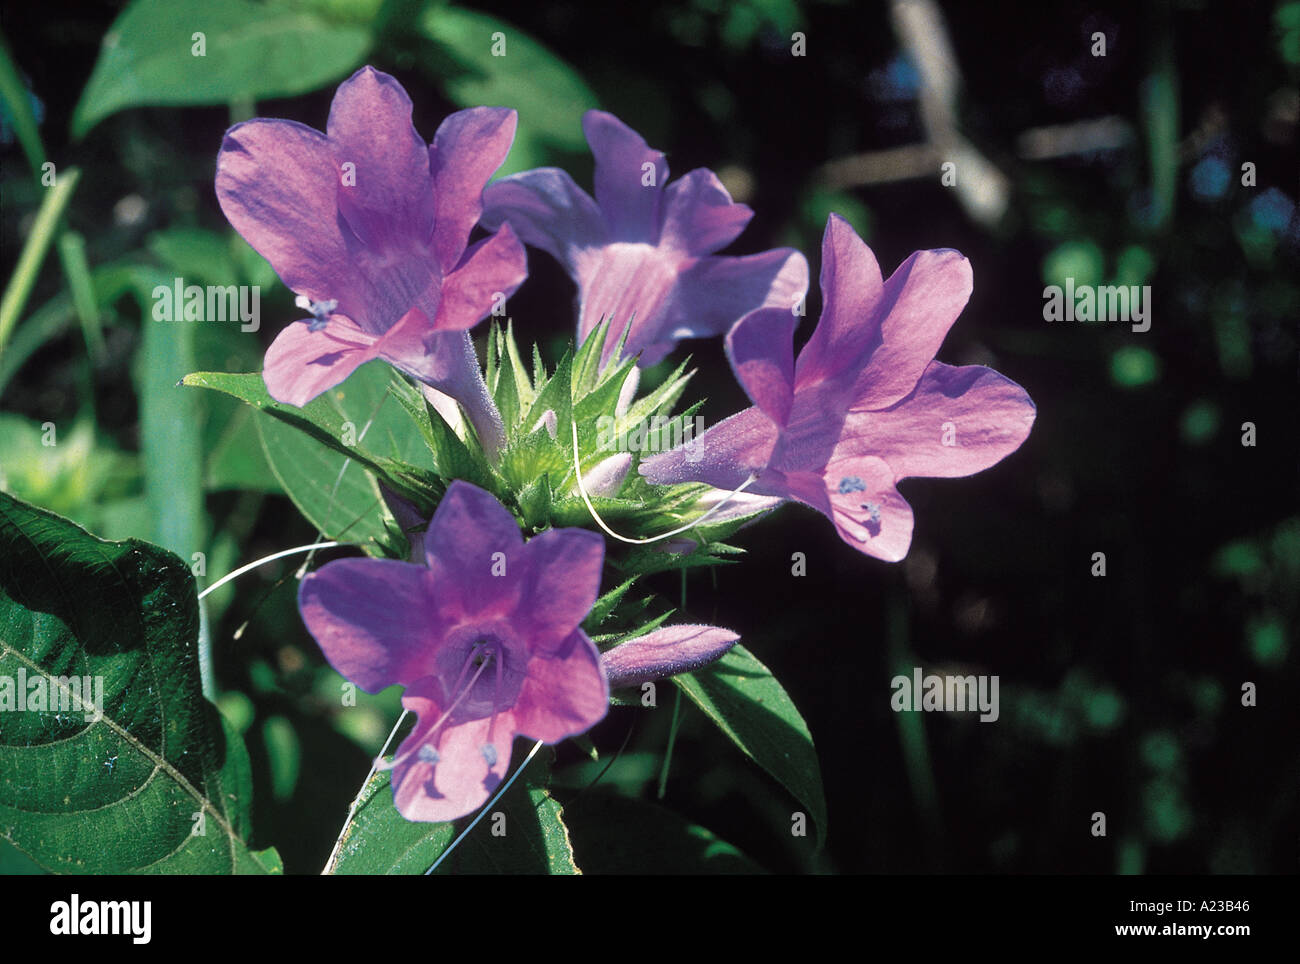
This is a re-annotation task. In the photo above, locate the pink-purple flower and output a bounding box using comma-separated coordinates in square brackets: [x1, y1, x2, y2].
[640, 214, 1036, 562]
[215, 66, 525, 450]
[299, 481, 609, 822]
[481, 111, 809, 367]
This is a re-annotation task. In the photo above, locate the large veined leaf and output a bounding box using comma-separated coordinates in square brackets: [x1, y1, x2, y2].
[674, 644, 828, 849]
[330, 747, 579, 874]
[72, 0, 372, 137]
[0, 492, 280, 873]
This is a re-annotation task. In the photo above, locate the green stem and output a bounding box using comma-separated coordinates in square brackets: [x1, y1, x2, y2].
[887, 593, 943, 867]
[657, 687, 682, 799]
[0, 168, 81, 355]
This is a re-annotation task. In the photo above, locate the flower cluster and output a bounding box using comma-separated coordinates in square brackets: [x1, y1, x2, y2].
[217, 66, 1035, 825]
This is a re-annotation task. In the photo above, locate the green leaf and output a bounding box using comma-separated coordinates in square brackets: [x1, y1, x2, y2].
[0, 167, 80, 353]
[147, 227, 240, 285]
[387, 376, 495, 488]
[135, 276, 206, 563]
[515, 472, 553, 530]
[72, 0, 372, 137]
[0, 492, 280, 873]
[184, 363, 437, 553]
[331, 747, 579, 874]
[421, 4, 598, 168]
[562, 791, 763, 873]
[0, 29, 47, 176]
[673, 644, 827, 849]
[582, 577, 637, 631]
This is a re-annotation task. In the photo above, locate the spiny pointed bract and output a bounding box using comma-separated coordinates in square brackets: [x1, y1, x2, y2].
[640, 215, 1036, 562]
[481, 110, 809, 367]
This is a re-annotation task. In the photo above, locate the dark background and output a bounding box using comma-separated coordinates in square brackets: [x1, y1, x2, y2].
[2, 0, 1296, 873]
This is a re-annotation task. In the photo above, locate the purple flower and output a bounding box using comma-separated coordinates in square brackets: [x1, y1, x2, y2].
[481, 111, 809, 367]
[601, 625, 740, 687]
[640, 214, 1036, 562]
[216, 66, 525, 451]
[298, 481, 608, 823]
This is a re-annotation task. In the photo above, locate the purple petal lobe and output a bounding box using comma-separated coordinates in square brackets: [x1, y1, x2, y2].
[583, 110, 668, 241]
[841, 362, 1037, 480]
[659, 169, 754, 256]
[815, 453, 915, 561]
[388, 678, 513, 823]
[423, 481, 525, 623]
[481, 167, 606, 270]
[215, 118, 356, 309]
[299, 558, 438, 692]
[797, 215, 973, 410]
[793, 214, 884, 390]
[516, 528, 605, 652]
[432, 224, 527, 332]
[327, 67, 435, 256]
[263, 314, 379, 406]
[429, 107, 519, 273]
[601, 624, 740, 687]
[511, 630, 609, 742]
[664, 248, 810, 342]
[726, 307, 798, 426]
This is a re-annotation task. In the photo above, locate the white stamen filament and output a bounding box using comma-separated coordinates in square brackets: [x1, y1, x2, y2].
[198, 541, 342, 600]
[385, 648, 495, 771]
[570, 420, 758, 545]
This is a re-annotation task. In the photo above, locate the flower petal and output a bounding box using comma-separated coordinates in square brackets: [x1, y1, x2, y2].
[573, 243, 681, 359]
[796, 215, 973, 410]
[422, 481, 525, 623]
[481, 167, 607, 270]
[515, 528, 605, 652]
[840, 362, 1037, 480]
[813, 453, 915, 562]
[663, 247, 809, 342]
[298, 557, 439, 692]
[583, 110, 668, 241]
[388, 680, 514, 823]
[659, 168, 753, 256]
[326, 67, 435, 255]
[792, 214, 883, 390]
[601, 624, 739, 687]
[263, 314, 380, 407]
[726, 307, 797, 426]
[639, 405, 779, 491]
[215, 118, 357, 308]
[432, 224, 527, 332]
[511, 630, 609, 742]
[428, 106, 518, 273]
